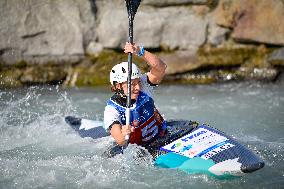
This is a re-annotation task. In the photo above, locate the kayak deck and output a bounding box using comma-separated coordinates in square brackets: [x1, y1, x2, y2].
[65, 116, 264, 177]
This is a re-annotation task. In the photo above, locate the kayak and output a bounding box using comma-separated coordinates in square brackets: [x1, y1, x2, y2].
[65, 116, 264, 177]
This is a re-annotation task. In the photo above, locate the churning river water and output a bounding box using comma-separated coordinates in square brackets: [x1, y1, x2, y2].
[0, 82, 283, 189]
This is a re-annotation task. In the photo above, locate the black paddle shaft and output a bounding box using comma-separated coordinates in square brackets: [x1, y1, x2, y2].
[127, 17, 133, 110]
[125, 0, 141, 111]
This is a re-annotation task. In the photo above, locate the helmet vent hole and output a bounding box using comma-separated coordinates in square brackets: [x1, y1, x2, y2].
[122, 67, 126, 73]
[111, 70, 115, 73]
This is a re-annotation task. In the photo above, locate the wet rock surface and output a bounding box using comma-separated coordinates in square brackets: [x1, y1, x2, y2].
[0, 0, 284, 87]
[268, 48, 284, 66]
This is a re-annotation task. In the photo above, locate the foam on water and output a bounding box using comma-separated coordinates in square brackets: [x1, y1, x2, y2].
[0, 83, 284, 189]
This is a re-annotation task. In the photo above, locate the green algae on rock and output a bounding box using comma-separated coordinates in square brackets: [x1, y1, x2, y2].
[0, 63, 68, 88]
[197, 45, 256, 67]
[64, 50, 149, 87]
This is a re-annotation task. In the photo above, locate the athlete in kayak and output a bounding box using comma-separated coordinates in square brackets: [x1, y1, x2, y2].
[104, 42, 167, 147]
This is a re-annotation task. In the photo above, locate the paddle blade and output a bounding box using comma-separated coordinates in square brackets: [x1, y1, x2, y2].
[125, 0, 141, 18]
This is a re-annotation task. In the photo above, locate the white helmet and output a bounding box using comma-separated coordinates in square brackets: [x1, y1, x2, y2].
[110, 62, 141, 85]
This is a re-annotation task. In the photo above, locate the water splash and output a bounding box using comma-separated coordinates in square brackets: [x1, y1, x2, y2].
[0, 86, 77, 151]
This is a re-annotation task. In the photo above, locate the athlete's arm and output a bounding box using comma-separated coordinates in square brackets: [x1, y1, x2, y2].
[110, 124, 131, 146]
[143, 50, 167, 85]
[104, 106, 131, 146]
[124, 42, 167, 85]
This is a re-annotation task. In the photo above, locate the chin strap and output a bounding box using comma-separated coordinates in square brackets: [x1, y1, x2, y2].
[111, 83, 136, 107]
[114, 83, 127, 98]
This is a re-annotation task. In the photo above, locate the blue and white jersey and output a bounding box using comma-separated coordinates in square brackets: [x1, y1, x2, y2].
[104, 74, 155, 130]
[104, 74, 164, 145]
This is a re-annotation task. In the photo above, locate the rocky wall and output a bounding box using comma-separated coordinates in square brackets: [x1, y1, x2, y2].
[0, 0, 284, 87]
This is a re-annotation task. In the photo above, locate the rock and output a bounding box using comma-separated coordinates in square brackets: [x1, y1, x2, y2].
[95, 0, 124, 7]
[164, 71, 218, 84]
[212, 0, 284, 45]
[160, 50, 199, 75]
[0, 0, 96, 65]
[207, 22, 230, 46]
[95, 5, 163, 49]
[211, 0, 241, 28]
[1, 0, 284, 86]
[64, 50, 149, 87]
[0, 68, 23, 88]
[233, 0, 284, 45]
[268, 48, 284, 66]
[192, 5, 210, 16]
[197, 45, 255, 67]
[134, 10, 166, 49]
[20, 66, 67, 84]
[96, 7, 128, 48]
[96, 4, 208, 50]
[161, 7, 208, 50]
[86, 42, 104, 57]
[95, 2, 161, 49]
[0, 49, 23, 65]
[142, 0, 209, 7]
[237, 67, 278, 81]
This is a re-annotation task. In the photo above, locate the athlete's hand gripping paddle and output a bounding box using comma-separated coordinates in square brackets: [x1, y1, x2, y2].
[124, 0, 141, 142]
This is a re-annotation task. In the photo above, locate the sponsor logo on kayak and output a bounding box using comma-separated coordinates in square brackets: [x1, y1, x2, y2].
[187, 150, 197, 155]
[170, 129, 207, 150]
[170, 142, 192, 152]
[180, 144, 193, 152]
[201, 142, 235, 159]
[181, 130, 207, 142]
[161, 127, 230, 158]
[171, 142, 182, 149]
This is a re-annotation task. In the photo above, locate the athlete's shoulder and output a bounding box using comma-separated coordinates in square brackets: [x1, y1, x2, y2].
[140, 74, 156, 99]
[104, 105, 121, 130]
